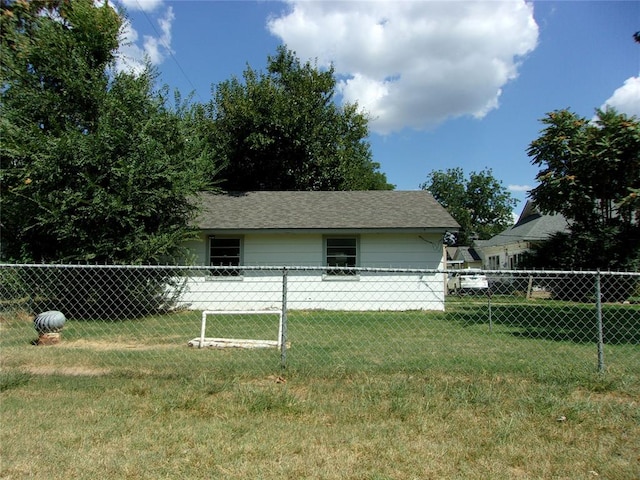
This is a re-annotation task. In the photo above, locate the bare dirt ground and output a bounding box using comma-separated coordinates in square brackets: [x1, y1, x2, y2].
[23, 365, 111, 376]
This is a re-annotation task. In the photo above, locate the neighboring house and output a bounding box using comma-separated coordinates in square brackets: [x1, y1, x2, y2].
[446, 246, 483, 270]
[474, 200, 569, 270]
[181, 191, 459, 311]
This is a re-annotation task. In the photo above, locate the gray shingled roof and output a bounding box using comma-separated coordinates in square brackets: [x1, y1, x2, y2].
[457, 247, 482, 262]
[476, 204, 569, 248]
[194, 191, 459, 231]
[446, 247, 481, 262]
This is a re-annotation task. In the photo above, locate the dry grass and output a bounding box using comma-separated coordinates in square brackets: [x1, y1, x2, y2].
[1, 368, 638, 479]
[1, 307, 639, 479]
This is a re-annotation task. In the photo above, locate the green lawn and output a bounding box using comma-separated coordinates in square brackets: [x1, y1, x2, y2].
[1, 303, 638, 479]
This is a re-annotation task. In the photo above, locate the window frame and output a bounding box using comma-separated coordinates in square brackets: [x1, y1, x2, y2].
[208, 236, 243, 276]
[324, 236, 359, 276]
[508, 253, 523, 270]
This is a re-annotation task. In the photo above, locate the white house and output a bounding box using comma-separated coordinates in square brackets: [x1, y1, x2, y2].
[474, 201, 570, 270]
[181, 191, 459, 311]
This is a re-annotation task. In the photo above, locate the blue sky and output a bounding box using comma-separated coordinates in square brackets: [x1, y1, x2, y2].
[115, 0, 640, 215]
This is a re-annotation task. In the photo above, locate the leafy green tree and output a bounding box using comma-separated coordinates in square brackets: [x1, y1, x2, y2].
[208, 46, 392, 191]
[1, 0, 216, 264]
[525, 108, 640, 271]
[420, 167, 516, 245]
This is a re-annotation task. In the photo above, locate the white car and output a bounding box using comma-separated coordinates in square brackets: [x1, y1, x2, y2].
[447, 270, 489, 295]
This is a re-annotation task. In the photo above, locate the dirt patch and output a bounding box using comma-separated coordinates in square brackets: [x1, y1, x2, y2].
[0, 309, 33, 325]
[59, 339, 183, 351]
[571, 388, 638, 407]
[25, 365, 110, 376]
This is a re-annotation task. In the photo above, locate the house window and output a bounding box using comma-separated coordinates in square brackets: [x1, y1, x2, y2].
[325, 237, 357, 275]
[209, 236, 242, 276]
[488, 255, 500, 270]
[508, 253, 523, 270]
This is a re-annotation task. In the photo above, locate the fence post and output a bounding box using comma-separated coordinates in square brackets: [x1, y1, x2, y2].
[280, 267, 288, 369]
[595, 270, 605, 374]
[487, 288, 493, 333]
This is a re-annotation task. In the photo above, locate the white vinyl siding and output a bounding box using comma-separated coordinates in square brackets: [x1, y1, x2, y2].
[244, 235, 321, 266]
[481, 244, 530, 270]
[180, 231, 448, 311]
[360, 234, 442, 269]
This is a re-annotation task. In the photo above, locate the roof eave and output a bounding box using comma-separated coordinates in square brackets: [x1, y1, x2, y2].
[198, 227, 458, 235]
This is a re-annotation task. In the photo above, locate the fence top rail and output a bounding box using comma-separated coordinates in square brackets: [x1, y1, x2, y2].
[1, 263, 638, 277]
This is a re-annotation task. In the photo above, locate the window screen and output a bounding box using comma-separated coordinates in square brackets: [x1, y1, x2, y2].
[326, 237, 357, 275]
[209, 237, 241, 275]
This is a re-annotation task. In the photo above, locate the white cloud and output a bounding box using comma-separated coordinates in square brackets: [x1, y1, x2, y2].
[114, 18, 146, 75]
[117, 0, 164, 12]
[142, 6, 175, 64]
[267, 1, 539, 134]
[508, 184, 532, 193]
[600, 76, 640, 118]
[114, 5, 174, 74]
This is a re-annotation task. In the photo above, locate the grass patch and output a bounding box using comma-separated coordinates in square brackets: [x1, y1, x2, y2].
[1, 368, 638, 479]
[1, 304, 638, 478]
[0, 370, 32, 392]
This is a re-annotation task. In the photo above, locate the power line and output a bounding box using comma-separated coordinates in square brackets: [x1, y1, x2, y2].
[134, 1, 204, 103]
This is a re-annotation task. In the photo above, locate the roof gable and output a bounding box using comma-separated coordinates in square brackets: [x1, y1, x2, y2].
[516, 200, 540, 224]
[194, 191, 459, 231]
[476, 201, 569, 247]
[457, 246, 482, 262]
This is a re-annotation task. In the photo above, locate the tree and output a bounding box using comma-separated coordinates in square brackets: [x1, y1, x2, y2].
[420, 167, 516, 246]
[0, 0, 216, 264]
[208, 46, 392, 191]
[525, 108, 640, 271]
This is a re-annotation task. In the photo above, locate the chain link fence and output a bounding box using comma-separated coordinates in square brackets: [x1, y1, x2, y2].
[1, 264, 638, 379]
